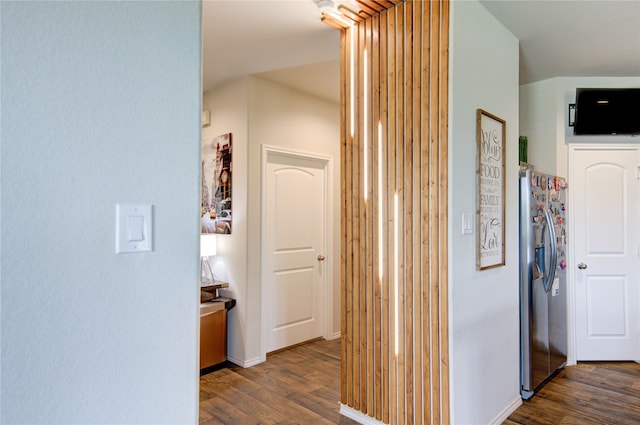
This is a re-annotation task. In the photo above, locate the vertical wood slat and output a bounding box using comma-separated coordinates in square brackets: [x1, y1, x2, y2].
[438, 3, 451, 423]
[428, 1, 442, 423]
[364, 17, 375, 418]
[396, 3, 406, 423]
[359, 18, 369, 415]
[340, 1, 449, 424]
[403, 1, 415, 424]
[355, 21, 363, 413]
[342, 25, 354, 409]
[386, 6, 397, 425]
[352, 23, 362, 412]
[370, 13, 382, 421]
[419, 1, 432, 423]
[340, 26, 348, 406]
[378, 10, 390, 425]
[411, 3, 423, 424]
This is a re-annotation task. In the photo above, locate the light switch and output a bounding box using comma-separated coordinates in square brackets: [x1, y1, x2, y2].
[127, 215, 144, 241]
[462, 213, 473, 235]
[116, 204, 152, 254]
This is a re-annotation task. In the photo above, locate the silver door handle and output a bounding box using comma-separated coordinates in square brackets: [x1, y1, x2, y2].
[542, 206, 557, 293]
[317, 255, 325, 261]
[577, 263, 587, 270]
[533, 263, 543, 280]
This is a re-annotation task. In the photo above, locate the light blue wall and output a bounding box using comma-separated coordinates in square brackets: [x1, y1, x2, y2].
[1, 2, 202, 423]
[450, 1, 521, 423]
[520, 76, 640, 178]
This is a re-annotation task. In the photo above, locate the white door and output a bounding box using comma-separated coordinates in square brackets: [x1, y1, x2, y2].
[263, 150, 327, 353]
[572, 146, 640, 361]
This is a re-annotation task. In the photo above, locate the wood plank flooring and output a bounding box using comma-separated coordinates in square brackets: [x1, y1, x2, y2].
[201, 339, 639, 425]
[504, 361, 640, 425]
[199, 338, 360, 425]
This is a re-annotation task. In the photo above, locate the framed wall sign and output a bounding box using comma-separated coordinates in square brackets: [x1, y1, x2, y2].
[476, 109, 505, 270]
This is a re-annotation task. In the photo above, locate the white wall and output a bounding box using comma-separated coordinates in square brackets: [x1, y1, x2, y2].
[1, 2, 201, 424]
[520, 76, 640, 177]
[248, 77, 341, 342]
[202, 76, 340, 365]
[449, 1, 521, 423]
[520, 76, 640, 366]
[202, 80, 252, 364]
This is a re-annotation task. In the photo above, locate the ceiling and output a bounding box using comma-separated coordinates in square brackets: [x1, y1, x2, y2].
[202, 0, 640, 103]
[202, 0, 340, 101]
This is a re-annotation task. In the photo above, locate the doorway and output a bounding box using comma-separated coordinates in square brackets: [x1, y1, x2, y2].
[569, 144, 640, 361]
[261, 146, 334, 357]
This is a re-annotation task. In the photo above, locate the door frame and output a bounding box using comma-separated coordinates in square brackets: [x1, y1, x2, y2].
[260, 144, 334, 361]
[567, 143, 640, 365]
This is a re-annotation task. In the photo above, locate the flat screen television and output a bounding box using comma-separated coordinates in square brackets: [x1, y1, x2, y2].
[574, 88, 640, 135]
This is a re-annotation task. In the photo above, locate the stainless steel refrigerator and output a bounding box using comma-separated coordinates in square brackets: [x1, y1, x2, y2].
[519, 169, 568, 400]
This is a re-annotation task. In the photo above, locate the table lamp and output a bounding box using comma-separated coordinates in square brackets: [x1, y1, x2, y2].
[200, 234, 217, 285]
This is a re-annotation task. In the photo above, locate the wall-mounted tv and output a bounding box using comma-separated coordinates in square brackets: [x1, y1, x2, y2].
[574, 88, 640, 135]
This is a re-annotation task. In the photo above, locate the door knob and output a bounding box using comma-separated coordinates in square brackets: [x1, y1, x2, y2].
[577, 262, 588, 270]
[317, 255, 325, 261]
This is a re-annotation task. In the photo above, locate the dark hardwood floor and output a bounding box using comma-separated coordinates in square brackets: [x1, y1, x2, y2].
[199, 338, 360, 425]
[200, 339, 640, 425]
[504, 361, 640, 425]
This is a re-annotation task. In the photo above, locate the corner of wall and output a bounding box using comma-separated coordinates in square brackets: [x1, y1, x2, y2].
[202, 79, 252, 364]
[450, 0, 521, 423]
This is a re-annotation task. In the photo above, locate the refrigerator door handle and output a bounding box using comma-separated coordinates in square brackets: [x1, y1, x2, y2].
[543, 206, 558, 293]
[533, 262, 543, 280]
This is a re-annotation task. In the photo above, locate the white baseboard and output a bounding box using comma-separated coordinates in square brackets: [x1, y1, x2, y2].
[489, 396, 522, 425]
[327, 331, 341, 340]
[226, 354, 263, 368]
[342, 396, 522, 425]
[339, 404, 386, 425]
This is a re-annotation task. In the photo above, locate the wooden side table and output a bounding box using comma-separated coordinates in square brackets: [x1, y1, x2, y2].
[200, 283, 236, 371]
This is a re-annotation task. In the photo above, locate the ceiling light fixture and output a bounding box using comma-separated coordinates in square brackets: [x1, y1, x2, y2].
[314, 0, 336, 14]
[314, 0, 354, 27]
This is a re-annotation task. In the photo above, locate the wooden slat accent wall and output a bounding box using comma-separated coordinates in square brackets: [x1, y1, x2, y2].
[339, 1, 449, 423]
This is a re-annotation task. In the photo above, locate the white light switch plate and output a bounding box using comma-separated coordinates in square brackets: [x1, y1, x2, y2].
[462, 213, 473, 235]
[116, 204, 153, 254]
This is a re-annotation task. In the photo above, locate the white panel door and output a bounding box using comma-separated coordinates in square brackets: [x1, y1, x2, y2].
[264, 151, 326, 353]
[573, 146, 640, 361]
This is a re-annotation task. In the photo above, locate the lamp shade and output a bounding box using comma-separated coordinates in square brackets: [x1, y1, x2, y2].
[200, 234, 217, 257]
